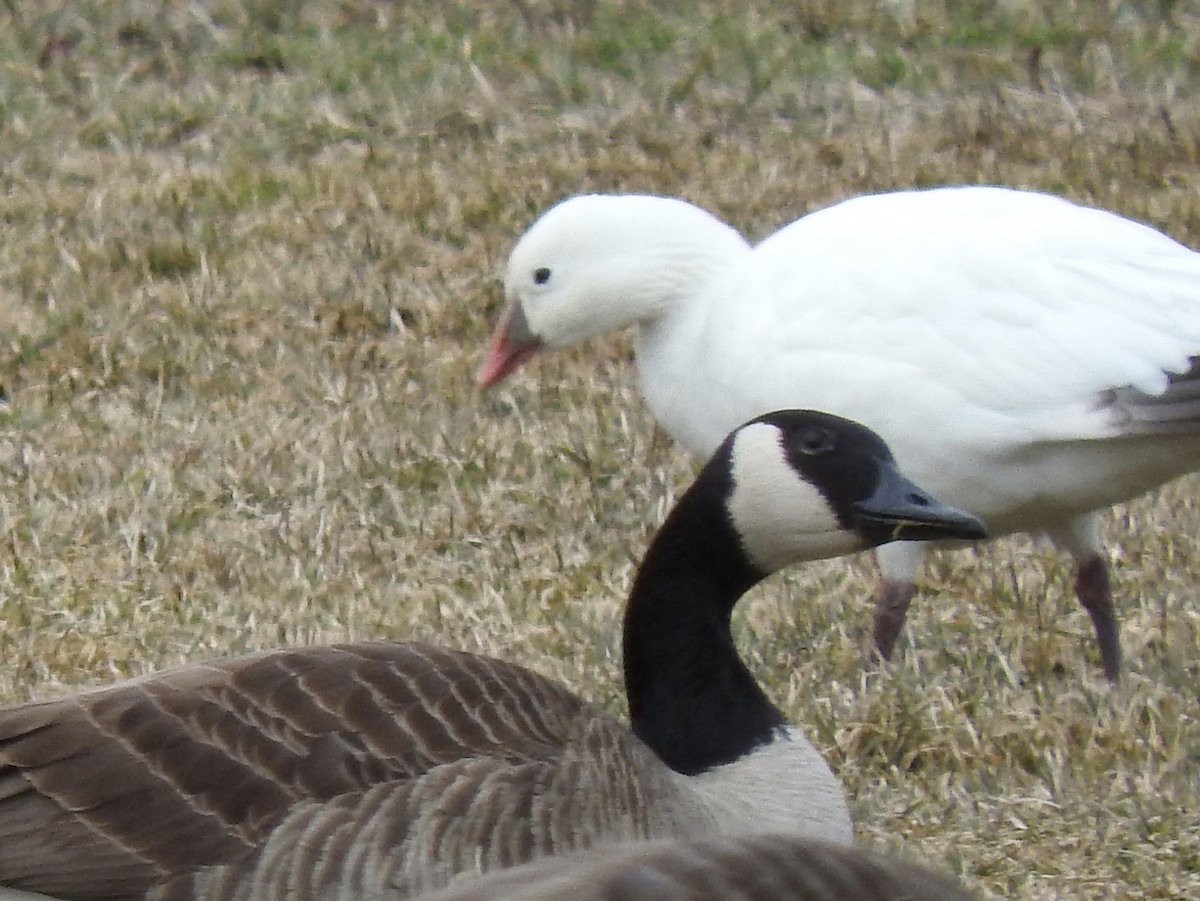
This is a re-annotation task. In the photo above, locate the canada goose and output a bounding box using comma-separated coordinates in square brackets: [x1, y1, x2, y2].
[417, 833, 978, 901]
[478, 186, 1200, 681]
[0, 410, 984, 900]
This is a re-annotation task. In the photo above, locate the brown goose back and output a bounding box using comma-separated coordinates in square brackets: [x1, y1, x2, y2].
[0, 641, 688, 899]
[414, 832, 979, 901]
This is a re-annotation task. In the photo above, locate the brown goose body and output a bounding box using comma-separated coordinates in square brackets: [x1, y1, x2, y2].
[0, 642, 698, 900]
[417, 833, 979, 901]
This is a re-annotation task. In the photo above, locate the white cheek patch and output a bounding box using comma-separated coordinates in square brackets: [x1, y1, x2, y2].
[727, 423, 860, 572]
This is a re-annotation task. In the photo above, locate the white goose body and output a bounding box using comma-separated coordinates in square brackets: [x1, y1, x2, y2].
[640, 188, 1200, 516]
[0, 411, 984, 901]
[482, 186, 1200, 679]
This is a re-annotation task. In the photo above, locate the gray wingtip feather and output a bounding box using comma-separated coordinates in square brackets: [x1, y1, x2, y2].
[1099, 356, 1200, 434]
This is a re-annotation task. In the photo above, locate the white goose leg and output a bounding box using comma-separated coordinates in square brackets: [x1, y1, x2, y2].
[1074, 553, 1120, 682]
[1050, 516, 1121, 682]
[870, 542, 924, 662]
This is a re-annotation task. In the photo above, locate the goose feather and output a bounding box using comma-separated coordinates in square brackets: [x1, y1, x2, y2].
[416, 833, 978, 901]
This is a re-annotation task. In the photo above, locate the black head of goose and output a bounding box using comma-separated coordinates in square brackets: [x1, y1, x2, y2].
[0, 410, 984, 901]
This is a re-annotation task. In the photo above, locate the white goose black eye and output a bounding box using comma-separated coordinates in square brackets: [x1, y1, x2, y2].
[794, 426, 835, 455]
[533, 267, 551, 285]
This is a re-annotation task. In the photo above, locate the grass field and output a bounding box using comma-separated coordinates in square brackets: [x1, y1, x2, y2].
[1, 1, 1199, 897]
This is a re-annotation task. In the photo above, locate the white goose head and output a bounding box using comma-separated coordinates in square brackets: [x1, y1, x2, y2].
[479, 194, 749, 385]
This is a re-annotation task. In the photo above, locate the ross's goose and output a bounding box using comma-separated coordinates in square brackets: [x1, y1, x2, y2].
[479, 186, 1200, 681]
[0, 410, 983, 900]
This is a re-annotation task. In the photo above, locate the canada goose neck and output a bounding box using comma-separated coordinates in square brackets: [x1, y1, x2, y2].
[622, 470, 787, 777]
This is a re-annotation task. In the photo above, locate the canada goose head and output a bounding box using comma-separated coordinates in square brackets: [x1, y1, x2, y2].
[718, 409, 987, 573]
[623, 409, 985, 779]
[477, 194, 749, 386]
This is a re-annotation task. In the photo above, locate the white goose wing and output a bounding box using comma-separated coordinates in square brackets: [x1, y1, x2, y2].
[751, 188, 1200, 430]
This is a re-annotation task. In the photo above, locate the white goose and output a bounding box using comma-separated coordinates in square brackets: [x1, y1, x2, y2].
[0, 411, 983, 901]
[479, 186, 1200, 681]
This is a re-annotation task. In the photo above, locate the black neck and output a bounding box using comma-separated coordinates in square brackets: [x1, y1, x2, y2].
[622, 459, 788, 776]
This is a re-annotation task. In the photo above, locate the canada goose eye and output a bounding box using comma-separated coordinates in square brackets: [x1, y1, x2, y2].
[794, 426, 835, 456]
[533, 267, 552, 285]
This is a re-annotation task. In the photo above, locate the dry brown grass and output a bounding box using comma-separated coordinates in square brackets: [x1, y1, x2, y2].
[1, 1, 1199, 897]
